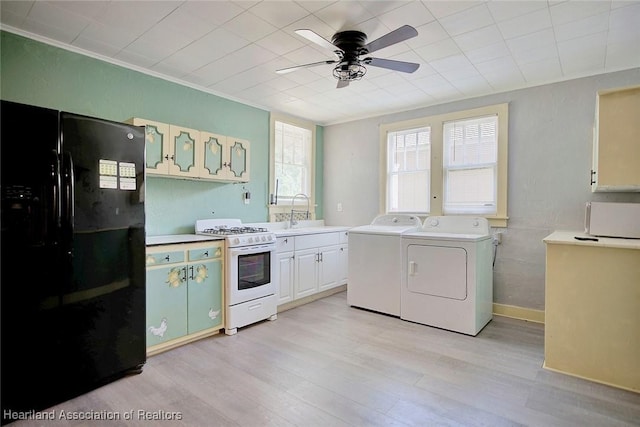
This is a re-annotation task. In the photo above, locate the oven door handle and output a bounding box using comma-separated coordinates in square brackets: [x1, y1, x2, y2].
[228, 244, 276, 256]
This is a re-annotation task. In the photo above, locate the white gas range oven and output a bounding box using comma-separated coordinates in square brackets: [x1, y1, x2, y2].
[196, 219, 277, 335]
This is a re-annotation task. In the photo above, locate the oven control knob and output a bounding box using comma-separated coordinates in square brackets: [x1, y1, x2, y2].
[261, 235, 267, 241]
[232, 238, 240, 245]
[247, 237, 253, 243]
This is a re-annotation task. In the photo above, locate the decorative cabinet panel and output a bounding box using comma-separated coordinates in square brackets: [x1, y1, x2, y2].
[146, 241, 224, 355]
[168, 125, 199, 178]
[127, 118, 250, 183]
[200, 132, 250, 182]
[591, 85, 640, 192]
[146, 265, 188, 346]
[225, 137, 250, 182]
[200, 131, 226, 180]
[127, 118, 170, 175]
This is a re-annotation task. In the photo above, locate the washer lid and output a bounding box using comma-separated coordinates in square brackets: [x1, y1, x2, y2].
[370, 214, 422, 227]
[349, 224, 422, 235]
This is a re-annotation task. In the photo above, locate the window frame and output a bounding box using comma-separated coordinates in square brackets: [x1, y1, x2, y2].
[269, 113, 317, 222]
[379, 103, 509, 227]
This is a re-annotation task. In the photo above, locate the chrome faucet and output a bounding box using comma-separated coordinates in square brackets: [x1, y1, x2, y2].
[290, 193, 310, 229]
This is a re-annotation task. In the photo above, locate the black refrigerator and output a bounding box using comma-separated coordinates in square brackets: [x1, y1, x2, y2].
[1, 100, 146, 424]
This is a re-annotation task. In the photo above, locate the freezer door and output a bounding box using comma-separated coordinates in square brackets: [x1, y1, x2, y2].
[1, 101, 67, 419]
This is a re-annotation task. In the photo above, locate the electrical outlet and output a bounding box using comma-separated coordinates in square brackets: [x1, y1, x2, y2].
[493, 232, 502, 244]
[337, 202, 343, 212]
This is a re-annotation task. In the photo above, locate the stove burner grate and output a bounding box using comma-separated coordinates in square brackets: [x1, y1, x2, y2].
[201, 226, 269, 236]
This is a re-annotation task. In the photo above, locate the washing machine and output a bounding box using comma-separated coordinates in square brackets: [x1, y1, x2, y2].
[401, 216, 493, 336]
[348, 214, 422, 316]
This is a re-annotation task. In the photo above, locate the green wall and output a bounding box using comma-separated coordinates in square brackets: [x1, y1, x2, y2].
[1, 30, 324, 234]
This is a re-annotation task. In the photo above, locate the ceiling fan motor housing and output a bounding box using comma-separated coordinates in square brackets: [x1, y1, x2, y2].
[331, 30, 368, 55]
[331, 30, 368, 81]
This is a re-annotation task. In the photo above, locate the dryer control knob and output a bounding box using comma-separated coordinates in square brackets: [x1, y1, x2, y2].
[473, 220, 479, 226]
[429, 219, 439, 226]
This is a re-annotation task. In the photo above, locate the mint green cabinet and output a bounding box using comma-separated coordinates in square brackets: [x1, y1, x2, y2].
[146, 241, 224, 355]
[186, 249, 223, 334]
[146, 265, 188, 346]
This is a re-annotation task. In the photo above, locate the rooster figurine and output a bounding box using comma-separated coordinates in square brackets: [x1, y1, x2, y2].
[208, 308, 220, 320]
[148, 318, 168, 337]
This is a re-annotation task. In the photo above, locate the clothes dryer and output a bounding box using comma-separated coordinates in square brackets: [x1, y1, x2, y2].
[348, 214, 422, 316]
[401, 216, 493, 335]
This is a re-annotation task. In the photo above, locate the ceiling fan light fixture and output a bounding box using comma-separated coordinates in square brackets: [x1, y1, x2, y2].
[333, 61, 367, 81]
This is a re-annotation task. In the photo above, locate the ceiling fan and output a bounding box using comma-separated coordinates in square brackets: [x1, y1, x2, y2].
[276, 25, 420, 88]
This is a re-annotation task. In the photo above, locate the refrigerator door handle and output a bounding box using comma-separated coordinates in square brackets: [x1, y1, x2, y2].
[62, 151, 75, 243]
[49, 149, 62, 230]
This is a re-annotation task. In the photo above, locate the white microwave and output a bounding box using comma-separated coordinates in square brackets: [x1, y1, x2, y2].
[585, 202, 640, 238]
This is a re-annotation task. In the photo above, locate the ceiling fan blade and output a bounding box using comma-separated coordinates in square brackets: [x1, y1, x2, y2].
[366, 57, 420, 73]
[337, 79, 350, 89]
[276, 60, 338, 74]
[364, 25, 418, 54]
[295, 29, 341, 52]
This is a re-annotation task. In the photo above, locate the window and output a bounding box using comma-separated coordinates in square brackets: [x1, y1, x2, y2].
[269, 114, 316, 221]
[387, 127, 431, 213]
[380, 104, 508, 227]
[443, 115, 498, 214]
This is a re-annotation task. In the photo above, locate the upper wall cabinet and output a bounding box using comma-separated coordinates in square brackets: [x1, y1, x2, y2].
[127, 118, 250, 183]
[169, 124, 199, 179]
[128, 118, 170, 175]
[591, 86, 640, 192]
[200, 132, 250, 182]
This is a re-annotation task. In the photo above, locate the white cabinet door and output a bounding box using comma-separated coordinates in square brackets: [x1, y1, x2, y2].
[318, 245, 340, 292]
[338, 244, 348, 285]
[276, 251, 295, 305]
[295, 248, 318, 299]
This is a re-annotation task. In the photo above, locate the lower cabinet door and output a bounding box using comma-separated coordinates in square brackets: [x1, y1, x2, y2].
[295, 248, 318, 299]
[146, 265, 188, 346]
[187, 259, 223, 334]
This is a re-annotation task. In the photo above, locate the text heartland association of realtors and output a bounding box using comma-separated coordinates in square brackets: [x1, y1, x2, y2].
[3, 409, 183, 421]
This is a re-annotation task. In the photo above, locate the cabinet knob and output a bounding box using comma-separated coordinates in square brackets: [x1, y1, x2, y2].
[165, 255, 170, 261]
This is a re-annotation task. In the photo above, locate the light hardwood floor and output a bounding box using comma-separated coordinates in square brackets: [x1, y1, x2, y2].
[10, 291, 640, 426]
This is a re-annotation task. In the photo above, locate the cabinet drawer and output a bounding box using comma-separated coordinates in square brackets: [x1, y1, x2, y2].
[276, 236, 294, 252]
[339, 230, 349, 244]
[146, 251, 185, 266]
[188, 246, 222, 261]
[295, 232, 339, 250]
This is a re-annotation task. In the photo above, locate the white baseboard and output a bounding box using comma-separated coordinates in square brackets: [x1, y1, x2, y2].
[493, 303, 544, 324]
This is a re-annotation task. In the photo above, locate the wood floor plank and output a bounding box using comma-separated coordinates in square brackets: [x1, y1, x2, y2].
[8, 291, 640, 427]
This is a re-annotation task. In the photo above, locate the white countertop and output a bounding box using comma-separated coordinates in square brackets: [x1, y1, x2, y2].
[543, 230, 640, 250]
[146, 221, 352, 245]
[271, 225, 351, 237]
[146, 234, 224, 246]
[245, 220, 351, 237]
